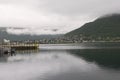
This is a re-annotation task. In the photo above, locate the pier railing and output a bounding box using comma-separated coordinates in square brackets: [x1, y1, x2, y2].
[0, 43, 39, 50]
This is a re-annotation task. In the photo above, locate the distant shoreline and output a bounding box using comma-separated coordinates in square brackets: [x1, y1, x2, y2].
[39, 41, 120, 44]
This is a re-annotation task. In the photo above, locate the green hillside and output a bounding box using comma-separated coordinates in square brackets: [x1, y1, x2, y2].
[66, 14, 120, 38]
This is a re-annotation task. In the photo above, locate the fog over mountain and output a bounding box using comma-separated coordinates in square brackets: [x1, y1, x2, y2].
[0, 27, 63, 41]
[0, 0, 120, 35]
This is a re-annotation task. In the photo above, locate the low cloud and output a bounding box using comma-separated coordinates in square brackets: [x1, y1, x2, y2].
[6, 27, 65, 35]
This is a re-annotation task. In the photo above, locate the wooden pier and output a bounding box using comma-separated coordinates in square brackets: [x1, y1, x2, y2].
[1, 43, 39, 50]
[0, 43, 39, 56]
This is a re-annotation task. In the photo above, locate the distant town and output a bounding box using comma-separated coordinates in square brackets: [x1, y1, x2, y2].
[38, 35, 120, 44]
[1, 35, 120, 45]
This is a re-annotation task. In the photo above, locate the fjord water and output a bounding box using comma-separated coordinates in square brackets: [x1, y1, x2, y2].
[0, 43, 120, 80]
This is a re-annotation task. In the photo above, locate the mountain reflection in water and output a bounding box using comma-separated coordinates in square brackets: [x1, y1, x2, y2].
[69, 49, 120, 69]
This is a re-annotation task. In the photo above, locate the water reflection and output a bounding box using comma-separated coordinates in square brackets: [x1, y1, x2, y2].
[0, 49, 39, 62]
[16, 49, 39, 54]
[0, 57, 8, 62]
[0, 49, 98, 80]
[0, 43, 120, 80]
[69, 49, 120, 69]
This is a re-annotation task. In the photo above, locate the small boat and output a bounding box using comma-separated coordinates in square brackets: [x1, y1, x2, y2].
[0, 47, 15, 56]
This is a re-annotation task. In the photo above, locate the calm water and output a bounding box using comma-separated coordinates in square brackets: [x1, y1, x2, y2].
[0, 42, 120, 80]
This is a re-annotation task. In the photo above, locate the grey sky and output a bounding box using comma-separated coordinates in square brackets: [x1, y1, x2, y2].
[0, 0, 120, 35]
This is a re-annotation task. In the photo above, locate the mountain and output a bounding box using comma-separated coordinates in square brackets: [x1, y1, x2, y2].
[66, 14, 120, 39]
[0, 27, 63, 41]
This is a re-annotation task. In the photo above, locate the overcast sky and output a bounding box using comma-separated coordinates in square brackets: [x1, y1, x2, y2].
[0, 0, 120, 35]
